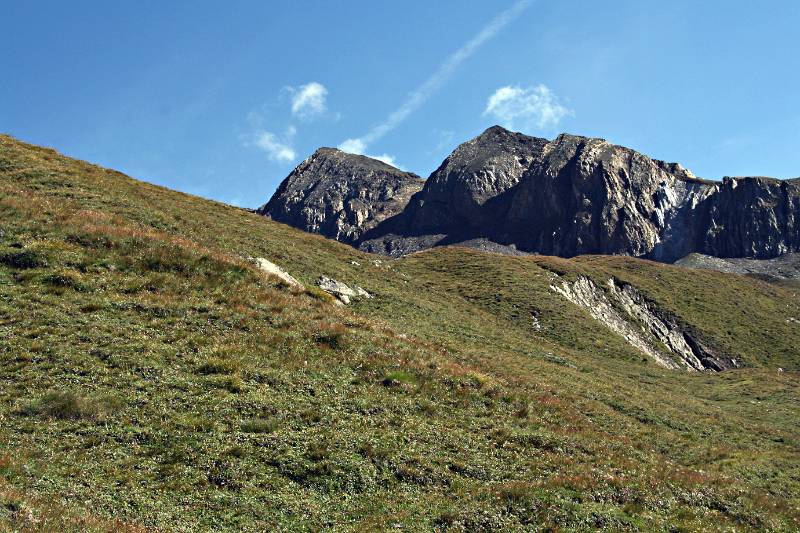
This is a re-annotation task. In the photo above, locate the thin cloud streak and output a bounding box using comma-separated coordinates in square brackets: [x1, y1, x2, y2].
[340, 0, 532, 154]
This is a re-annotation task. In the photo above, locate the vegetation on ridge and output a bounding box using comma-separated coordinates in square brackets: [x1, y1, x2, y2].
[0, 134, 798, 531]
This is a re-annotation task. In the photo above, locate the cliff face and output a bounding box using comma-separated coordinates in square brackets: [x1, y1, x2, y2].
[256, 148, 423, 245]
[699, 177, 800, 259]
[259, 127, 800, 261]
[499, 134, 719, 261]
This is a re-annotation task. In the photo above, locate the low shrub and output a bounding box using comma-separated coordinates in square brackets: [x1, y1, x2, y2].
[41, 270, 84, 291]
[206, 459, 242, 490]
[300, 408, 323, 424]
[141, 247, 189, 274]
[178, 415, 217, 433]
[212, 375, 244, 393]
[224, 446, 246, 459]
[382, 370, 418, 388]
[313, 323, 349, 350]
[0, 248, 46, 269]
[79, 301, 106, 313]
[306, 442, 330, 462]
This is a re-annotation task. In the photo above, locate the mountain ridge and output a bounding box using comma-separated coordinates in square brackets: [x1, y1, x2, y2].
[261, 126, 800, 261]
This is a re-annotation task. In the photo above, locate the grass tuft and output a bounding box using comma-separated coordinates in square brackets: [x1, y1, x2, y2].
[197, 357, 240, 375]
[240, 418, 278, 434]
[18, 392, 116, 422]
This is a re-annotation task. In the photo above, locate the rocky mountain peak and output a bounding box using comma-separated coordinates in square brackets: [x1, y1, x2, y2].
[306, 147, 397, 169]
[257, 149, 423, 245]
[478, 124, 512, 137]
[403, 126, 550, 235]
[446, 125, 548, 168]
[313, 146, 339, 154]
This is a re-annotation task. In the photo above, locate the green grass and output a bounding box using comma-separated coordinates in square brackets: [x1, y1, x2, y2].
[0, 134, 798, 531]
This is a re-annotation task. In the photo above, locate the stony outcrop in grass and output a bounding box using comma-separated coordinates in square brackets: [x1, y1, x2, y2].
[551, 275, 737, 371]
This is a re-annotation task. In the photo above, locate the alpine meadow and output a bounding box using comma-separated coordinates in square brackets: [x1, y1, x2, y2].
[2, 1, 800, 531]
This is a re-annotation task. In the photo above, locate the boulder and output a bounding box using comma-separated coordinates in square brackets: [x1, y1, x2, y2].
[317, 276, 356, 304]
[252, 257, 303, 289]
[354, 286, 373, 299]
[317, 276, 372, 304]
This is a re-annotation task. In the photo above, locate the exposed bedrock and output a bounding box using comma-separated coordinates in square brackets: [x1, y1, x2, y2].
[551, 275, 737, 371]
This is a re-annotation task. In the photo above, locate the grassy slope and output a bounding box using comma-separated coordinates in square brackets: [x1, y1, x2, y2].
[0, 134, 798, 531]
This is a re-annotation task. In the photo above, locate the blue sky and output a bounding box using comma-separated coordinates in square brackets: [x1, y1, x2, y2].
[2, 1, 799, 207]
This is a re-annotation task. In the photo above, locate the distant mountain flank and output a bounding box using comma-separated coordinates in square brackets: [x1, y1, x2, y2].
[259, 126, 800, 262]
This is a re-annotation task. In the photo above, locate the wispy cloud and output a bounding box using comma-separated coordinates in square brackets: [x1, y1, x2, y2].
[338, 138, 402, 169]
[483, 84, 571, 130]
[244, 85, 323, 164]
[335, 138, 401, 169]
[339, 0, 531, 155]
[288, 82, 328, 119]
[370, 154, 401, 168]
[338, 138, 366, 155]
[249, 126, 296, 162]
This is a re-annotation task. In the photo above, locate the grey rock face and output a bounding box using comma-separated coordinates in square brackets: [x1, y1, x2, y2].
[501, 133, 720, 261]
[259, 126, 800, 262]
[699, 177, 800, 259]
[504, 138, 800, 261]
[404, 126, 549, 235]
[257, 148, 423, 244]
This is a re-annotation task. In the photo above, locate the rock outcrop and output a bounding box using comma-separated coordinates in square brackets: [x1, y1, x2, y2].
[259, 127, 800, 262]
[699, 177, 800, 259]
[551, 275, 737, 371]
[251, 257, 303, 289]
[257, 148, 423, 244]
[317, 276, 372, 305]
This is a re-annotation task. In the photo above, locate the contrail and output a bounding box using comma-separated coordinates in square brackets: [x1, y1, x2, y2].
[339, 0, 532, 154]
